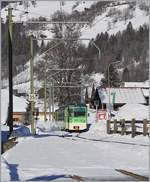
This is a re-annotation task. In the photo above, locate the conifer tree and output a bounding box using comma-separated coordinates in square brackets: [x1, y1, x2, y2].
[91, 84, 95, 101]
[122, 67, 130, 82]
[101, 64, 122, 87]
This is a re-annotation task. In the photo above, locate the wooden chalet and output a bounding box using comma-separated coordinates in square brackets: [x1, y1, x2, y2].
[94, 86, 146, 110]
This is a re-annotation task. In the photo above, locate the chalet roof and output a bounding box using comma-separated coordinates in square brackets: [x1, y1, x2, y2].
[2, 89, 27, 112]
[124, 81, 149, 88]
[97, 87, 146, 104]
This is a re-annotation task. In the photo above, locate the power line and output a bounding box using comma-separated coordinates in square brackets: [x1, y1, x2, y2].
[27, 21, 89, 24]
[47, 69, 77, 71]
[12, 8, 90, 25]
[49, 85, 85, 88]
[14, 9, 51, 19]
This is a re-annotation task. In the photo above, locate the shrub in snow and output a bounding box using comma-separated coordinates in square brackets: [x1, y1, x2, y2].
[88, 120, 107, 136]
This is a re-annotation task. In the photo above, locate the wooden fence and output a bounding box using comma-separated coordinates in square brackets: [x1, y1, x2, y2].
[107, 119, 149, 137]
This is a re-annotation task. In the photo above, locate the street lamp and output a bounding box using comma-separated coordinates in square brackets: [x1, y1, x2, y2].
[107, 61, 121, 120]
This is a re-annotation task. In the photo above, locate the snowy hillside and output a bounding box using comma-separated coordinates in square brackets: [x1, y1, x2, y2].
[1, 1, 95, 22]
[1, 0, 149, 99]
[1, 1, 148, 42]
[2, 54, 44, 92]
[81, 2, 149, 40]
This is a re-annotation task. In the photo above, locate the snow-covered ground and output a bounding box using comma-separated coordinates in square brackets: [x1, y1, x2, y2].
[1, 1, 149, 180]
[1, 108, 149, 181]
[2, 132, 148, 181]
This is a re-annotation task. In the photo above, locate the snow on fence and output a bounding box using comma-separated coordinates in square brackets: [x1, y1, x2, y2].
[107, 119, 149, 137]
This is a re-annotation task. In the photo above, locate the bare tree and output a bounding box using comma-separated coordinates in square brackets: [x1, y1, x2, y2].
[35, 11, 86, 105]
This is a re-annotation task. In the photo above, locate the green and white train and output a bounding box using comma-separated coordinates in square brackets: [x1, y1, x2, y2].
[55, 104, 87, 131]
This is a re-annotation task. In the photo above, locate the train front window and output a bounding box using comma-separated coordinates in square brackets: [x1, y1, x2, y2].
[73, 107, 86, 117]
[74, 111, 85, 117]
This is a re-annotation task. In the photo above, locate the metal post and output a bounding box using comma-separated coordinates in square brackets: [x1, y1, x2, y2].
[80, 83, 82, 103]
[111, 92, 116, 110]
[44, 60, 47, 122]
[108, 65, 111, 120]
[91, 41, 101, 60]
[49, 84, 52, 121]
[107, 61, 121, 120]
[96, 104, 98, 122]
[7, 7, 13, 137]
[30, 36, 35, 134]
[80, 73, 84, 104]
[52, 80, 54, 121]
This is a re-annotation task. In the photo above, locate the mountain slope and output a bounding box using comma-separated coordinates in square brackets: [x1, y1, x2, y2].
[1, 1, 149, 90]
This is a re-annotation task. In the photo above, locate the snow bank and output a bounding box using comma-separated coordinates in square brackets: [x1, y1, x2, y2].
[88, 120, 107, 136]
[36, 120, 60, 133]
[113, 104, 149, 121]
[87, 109, 107, 136]
[13, 125, 31, 137]
[87, 108, 96, 124]
[1, 124, 31, 142]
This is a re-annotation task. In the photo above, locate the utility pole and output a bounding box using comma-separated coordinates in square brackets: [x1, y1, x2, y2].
[7, 7, 13, 137]
[44, 59, 47, 122]
[30, 36, 35, 134]
[80, 73, 84, 104]
[107, 61, 120, 120]
[49, 84, 52, 121]
[52, 80, 54, 122]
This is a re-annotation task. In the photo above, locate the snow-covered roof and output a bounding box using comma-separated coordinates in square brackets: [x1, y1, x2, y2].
[1, 89, 27, 124]
[124, 81, 149, 88]
[97, 87, 146, 104]
[113, 103, 149, 120]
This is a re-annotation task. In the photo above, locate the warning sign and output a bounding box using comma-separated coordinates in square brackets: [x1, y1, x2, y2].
[97, 110, 109, 121]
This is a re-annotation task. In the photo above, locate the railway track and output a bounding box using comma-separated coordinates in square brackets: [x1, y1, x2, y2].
[115, 169, 149, 181]
[67, 172, 146, 181]
[61, 134, 148, 147]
